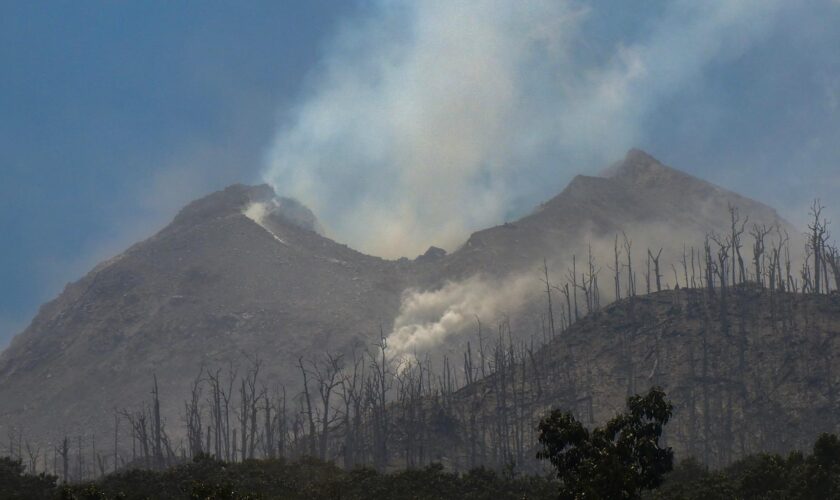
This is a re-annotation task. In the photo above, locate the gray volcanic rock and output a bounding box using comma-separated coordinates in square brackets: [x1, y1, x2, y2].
[274, 196, 324, 234]
[424, 288, 840, 468]
[0, 183, 414, 441]
[0, 150, 800, 448]
[416, 246, 447, 263]
[435, 149, 793, 281]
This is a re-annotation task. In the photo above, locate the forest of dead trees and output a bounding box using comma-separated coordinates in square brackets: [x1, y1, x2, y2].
[5, 201, 840, 482]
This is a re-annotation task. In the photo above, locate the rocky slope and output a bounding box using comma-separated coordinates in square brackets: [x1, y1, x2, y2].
[426, 287, 840, 469]
[0, 184, 415, 442]
[0, 150, 799, 450]
[436, 149, 792, 281]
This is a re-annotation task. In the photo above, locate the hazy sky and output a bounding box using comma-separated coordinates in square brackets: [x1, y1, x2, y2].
[2, 0, 839, 347]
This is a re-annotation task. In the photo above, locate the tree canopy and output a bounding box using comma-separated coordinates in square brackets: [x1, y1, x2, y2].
[537, 386, 674, 499]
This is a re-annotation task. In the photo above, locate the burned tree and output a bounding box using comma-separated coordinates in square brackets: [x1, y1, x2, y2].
[751, 224, 772, 287]
[808, 199, 829, 294]
[648, 248, 663, 292]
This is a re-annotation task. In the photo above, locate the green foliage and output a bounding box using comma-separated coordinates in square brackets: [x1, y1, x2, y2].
[49, 457, 555, 499]
[537, 387, 674, 499]
[0, 456, 58, 500]
[5, 430, 840, 499]
[652, 433, 840, 499]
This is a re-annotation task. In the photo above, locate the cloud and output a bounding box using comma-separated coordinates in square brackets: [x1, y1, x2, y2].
[384, 207, 806, 362]
[262, 0, 785, 259]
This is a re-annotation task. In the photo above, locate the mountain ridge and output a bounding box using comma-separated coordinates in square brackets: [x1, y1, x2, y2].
[0, 149, 801, 451]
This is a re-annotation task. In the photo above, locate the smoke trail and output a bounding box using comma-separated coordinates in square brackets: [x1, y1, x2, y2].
[385, 274, 535, 363]
[262, 0, 784, 259]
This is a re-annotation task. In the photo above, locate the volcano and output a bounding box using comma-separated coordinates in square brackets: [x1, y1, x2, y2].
[0, 150, 796, 450]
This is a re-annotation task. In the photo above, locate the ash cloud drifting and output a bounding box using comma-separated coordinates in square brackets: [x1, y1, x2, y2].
[385, 274, 535, 363]
[262, 0, 785, 259]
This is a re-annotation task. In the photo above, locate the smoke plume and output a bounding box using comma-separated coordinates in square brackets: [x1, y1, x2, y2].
[262, 0, 785, 259]
[385, 274, 536, 363]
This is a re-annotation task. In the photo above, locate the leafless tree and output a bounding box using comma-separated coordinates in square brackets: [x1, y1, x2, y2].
[152, 375, 163, 468]
[57, 436, 69, 483]
[541, 258, 557, 339]
[237, 356, 263, 461]
[184, 368, 204, 458]
[648, 248, 663, 292]
[313, 353, 343, 460]
[623, 231, 636, 297]
[728, 205, 748, 286]
[808, 199, 829, 294]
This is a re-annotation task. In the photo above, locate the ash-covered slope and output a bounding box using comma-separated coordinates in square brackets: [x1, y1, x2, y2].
[433, 288, 840, 469]
[436, 149, 793, 280]
[0, 184, 414, 440]
[0, 149, 799, 446]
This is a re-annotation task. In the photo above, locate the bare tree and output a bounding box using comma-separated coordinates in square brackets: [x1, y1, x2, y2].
[297, 356, 317, 458]
[237, 356, 263, 461]
[184, 368, 204, 458]
[648, 248, 663, 292]
[24, 440, 40, 475]
[113, 411, 120, 472]
[567, 255, 580, 321]
[751, 224, 772, 287]
[808, 199, 829, 294]
[152, 375, 163, 469]
[541, 259, 557, 339]
[728, 205, 748, 286]
[57, 436, 69, 483]
[623, 232, 636, 297]
[340, 352, 364, 468]
[827, 244, 840, 293]
[613, 235, 622, 300]
[313, 353, 344, 460]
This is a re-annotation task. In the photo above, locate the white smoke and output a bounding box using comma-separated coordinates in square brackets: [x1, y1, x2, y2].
[243, 201, 274, 226]
[385, 210, 800, 361]
[262, 0, 785, 259]
[385, 274, 536, 362]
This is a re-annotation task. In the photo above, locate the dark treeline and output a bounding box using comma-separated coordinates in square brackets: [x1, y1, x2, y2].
[4, 201, 840, 482]
[0, 454, 558, 500]
[2, 418, 840, 499]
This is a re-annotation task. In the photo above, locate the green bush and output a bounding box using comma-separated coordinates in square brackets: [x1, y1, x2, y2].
[0, 456, 57, 500]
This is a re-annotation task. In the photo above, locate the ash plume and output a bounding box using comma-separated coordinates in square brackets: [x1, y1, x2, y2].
[385, 274, 535, 363]
[262, 0, 785, 259]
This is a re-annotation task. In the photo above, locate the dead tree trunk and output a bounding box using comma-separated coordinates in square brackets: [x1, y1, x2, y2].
[542, 259, 556, 339]
[614, 235, 622, 301]
[152, 375, 163, 469]
[729, 205, 748, 286]
[298, 357, 317, 458]
[58, 436, 69, 483]
[623, 232, 635, 297]
[751, 224, 771, 287]
[315, 353, 343, 461]
[649, 248, 663, 292]
[809, 199, 828, 294]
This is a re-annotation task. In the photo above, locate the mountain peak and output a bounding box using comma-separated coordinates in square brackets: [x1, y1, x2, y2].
[255, 196, 324, 234]
[173, 184, 276, 226]
[624, 147, 660, 166]
[602, 148, 674, 180]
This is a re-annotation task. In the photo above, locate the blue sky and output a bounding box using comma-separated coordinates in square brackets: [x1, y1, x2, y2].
[0, 1, 357, 345]
[2, 1, 840, 347]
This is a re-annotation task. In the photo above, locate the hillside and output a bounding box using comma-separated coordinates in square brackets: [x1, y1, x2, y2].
[0, 184, 415, 442]
[0, 150, 802, 454]
[435, 149, 792, 281]
[420, 287, 840, 470]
